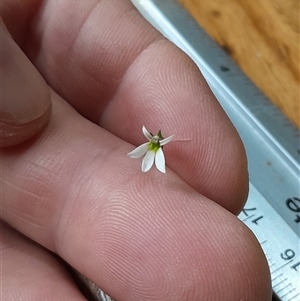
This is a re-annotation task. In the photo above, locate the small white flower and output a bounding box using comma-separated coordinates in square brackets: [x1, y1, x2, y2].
[127, 126, 174, 173]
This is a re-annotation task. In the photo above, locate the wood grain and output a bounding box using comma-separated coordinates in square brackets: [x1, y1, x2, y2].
[179, 0, 300, 128]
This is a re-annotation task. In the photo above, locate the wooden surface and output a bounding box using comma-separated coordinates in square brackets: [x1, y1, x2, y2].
[179, 0, 300, 128]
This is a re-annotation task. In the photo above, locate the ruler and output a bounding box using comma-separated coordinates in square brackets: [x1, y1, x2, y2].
[129, 1, 300, 300]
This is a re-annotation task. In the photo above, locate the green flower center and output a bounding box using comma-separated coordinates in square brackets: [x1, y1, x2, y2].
[148, 141, 161, 152]
[148, 131, 163, 152]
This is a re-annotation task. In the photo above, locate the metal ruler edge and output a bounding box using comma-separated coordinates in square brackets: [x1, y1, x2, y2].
[131, 1, 300, 300]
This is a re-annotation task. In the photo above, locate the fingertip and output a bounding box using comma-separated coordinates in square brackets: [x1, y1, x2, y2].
[0, 21, 52, 148]
[0, 103, 52, 148]
[222, 218, 272, 301]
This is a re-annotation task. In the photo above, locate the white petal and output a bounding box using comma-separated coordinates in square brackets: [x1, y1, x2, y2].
[141, 150, 155, 172]
[160, 134, 174, 146]
[142, 126, 153, 141]
[127, 142, 149, 158]
[155, 147, 166, 173]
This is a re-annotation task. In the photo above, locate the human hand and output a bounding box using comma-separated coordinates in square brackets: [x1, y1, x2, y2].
[1, 0, 272, 300]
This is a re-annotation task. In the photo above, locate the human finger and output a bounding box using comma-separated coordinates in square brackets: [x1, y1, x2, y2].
[0, 20, 51, 148]
[1, 221, 87, 301]
[1, 93, 271, 301]
[3, 0, 248, 213]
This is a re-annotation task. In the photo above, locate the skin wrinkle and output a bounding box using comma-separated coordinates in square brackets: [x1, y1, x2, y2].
[56, 1, 103, 77]
[26, 0, 162, 123]
[106, 37, 168, 108]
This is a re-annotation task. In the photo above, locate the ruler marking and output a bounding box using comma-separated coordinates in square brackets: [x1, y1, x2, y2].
[269, 262, 277, 269]
[252, 215, 264, 224]
[266, 255, 272, 262]
[287, 292, 300, 301]
[272, 273, 284, 282]
[291, 261, 300, 271]
[280, 287, 296, 299]
[273, 277, 288, 288]
[277, 283, 292, 294]
[241, 214, 256, 222]
[271, 260, 295, 274]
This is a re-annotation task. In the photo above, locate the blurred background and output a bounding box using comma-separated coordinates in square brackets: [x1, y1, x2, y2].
[179, 0, 299, 128]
